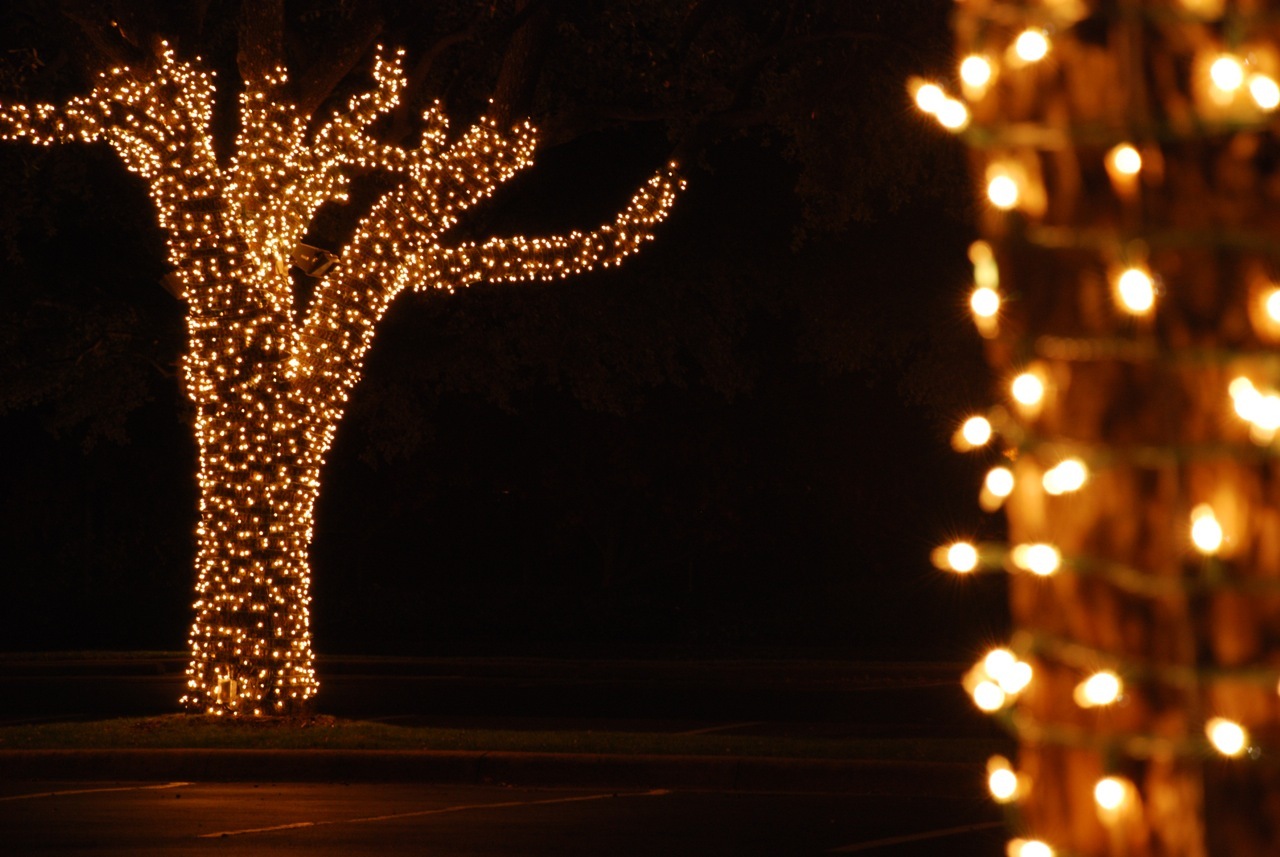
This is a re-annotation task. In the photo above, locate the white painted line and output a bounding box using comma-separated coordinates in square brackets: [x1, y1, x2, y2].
[0, 782, 193, 803]
[677, 721, 764, 736]
[828, 820, 1004, 852]
[200, 788, 671, 839]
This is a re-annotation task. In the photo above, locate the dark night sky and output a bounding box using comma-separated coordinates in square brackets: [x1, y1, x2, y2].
[0, 1, 1009, 660]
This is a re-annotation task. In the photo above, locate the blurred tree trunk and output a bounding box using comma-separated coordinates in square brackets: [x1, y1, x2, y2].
[955, 2, 1280, 854]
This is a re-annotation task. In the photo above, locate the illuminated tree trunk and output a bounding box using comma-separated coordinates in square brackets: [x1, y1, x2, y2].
[923, 1, 1280, 854]
[1, 45, 682, 716]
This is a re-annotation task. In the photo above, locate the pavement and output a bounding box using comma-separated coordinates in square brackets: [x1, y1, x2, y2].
[0, 655, 1006, 797]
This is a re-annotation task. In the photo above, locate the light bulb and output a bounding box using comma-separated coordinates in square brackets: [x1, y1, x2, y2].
[1094, 776, 1129, 811]
[1074, 670, 1122, 707]
[1014, 29, 1050, 63]
[1116, 266, 1155, 314]
[1190, 504, 1223, 554]
[989, 766, 1019, 802]
[1206, 717, 1248, 756]
[1011, 372, 1045, 406]
[1251, 74, 1280, 110]
[936, 98, 970, 130]
[1013, 543, 1061, 576]
[985, 467, 1015, 498]
[1108, 143, 1142, 176]
[971, 286, 1000, 318]
[914, 82, 946, 114]
[984, 647, 1016, 677]
[987, 174, 1020, 209]
[1042, 458, 1087, 495]
[1266, 288, 1280, 322]
[1210, 54, 1246, 93]
[961, 416, 993, 447]
[960, 55, 994, 87]
[973, 680, 1007, 711]
[947, 541, 979, 573]
[1009, 839, 1054, 857]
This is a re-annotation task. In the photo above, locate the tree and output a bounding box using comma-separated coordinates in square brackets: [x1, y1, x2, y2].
[0, 7, 681, 714]
[927, 1, 1280, 854]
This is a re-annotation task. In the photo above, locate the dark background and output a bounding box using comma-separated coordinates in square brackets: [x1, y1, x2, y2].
[0, 0, 1008, 661]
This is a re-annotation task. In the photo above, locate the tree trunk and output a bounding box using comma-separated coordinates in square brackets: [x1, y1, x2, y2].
[950, 2, 1280, 853]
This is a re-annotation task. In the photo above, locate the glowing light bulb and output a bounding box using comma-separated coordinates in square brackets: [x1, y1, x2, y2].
[987, 174, 1020, 209]
[1210, 54, 1246, 93]
[1042, 458, 1087, 495]
[1013, 543, 1061, 576]
[961, 416, 993, 447]
[985, 467, 1015, 498]
[1014, 29, 1050, 63]
[998, 660, 1033, 694]
[1116, 266, 1156, 314]
[1009, 839, 1054, 857]
[1011, 372, 1045, 406]
[936, 98, 970, 130]
[1266, 289, 1280, 322]
[947, 541, 979, 573]
[973, 680, 1007, 711]
[971, 286, 1000, 318]
[1074, 670, 1122, 707]
[988, 757, 1020, 802]
[984, 647, 1017, 677]
[1206, 717, 1248, 756]
[1190, 504, 1224, 554]
[960, 55, 994, 87]
[914, 82, 946, 114]
[1094, 776, 1129, 811]
[1251, 74, 1280, 110]
[1108, 143, 1142, 176]
[970, 241, 999, 289]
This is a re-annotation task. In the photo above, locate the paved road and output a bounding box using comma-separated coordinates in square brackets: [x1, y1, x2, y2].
[0, 780, 1005, 856]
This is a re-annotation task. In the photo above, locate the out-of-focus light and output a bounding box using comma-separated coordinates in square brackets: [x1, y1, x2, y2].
[970, 241, 999, 289]
[1043, 458, 1087, 495]
[1266, 288, 1280, 322]
[988, 756, 1020, 802]
[971, 286, 1000, 318]
[961, 54, 994, 87]
[1014, 29, 1051, 63]
[1008, 839, 1055, 857]
[915, 82, 946, 114]
[947, 541, 979, 573]
[1116, 266, 1156, 314]
[973, 680, 1007, 711]
[961, 416, 993, 447]
[1206, 717, 1248, 756]
[1074, 670, 1122, 707]
[1251, 74, 1280, 110]
[985, 467, 1015, 498]
[937, 98, 970, 130]
[1190, 504, 1224, 554]
[1011, 372, 1045, 406]
[1210, 54, 1246, 93]
[1109, 143, 1142, 175]
[987, 174, 1020, 209]
[1094, 776, 1130, 811]
[1012, 542, 1061, 576]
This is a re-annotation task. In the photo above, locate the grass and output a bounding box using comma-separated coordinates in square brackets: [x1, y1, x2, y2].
[0, 715, 1004, 762]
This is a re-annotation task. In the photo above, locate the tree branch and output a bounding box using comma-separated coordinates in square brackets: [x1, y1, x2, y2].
[236, 0, 284, 83]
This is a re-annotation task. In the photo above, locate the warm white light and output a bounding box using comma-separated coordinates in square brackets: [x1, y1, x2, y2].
[974, 680, 1008, 711]
[947, 541, 979, 573]
[1206, 717, 1248, 756]
[960, 55, 994, 87]
[1008, 839, 1055, 857]
[998, 660, 1034, 694]
[1042, 458, 1087, 495]
[915, 82, 946, 114]
[1014, 29, 1051, 63]
[1266, 289, 1280, 322]
[936, 98, 970, 130]
[1013, 542, 1061, 576]
[1074, 670, 1122, 707]
[962, 416, 993, 447]
[1109, 143, 1142, 175]
[987, 174, 1020, 209]
[1251, 74, 1280, 110]
[1190, 504, 1224, 554]
[1094, 776, 1129, 811]
[1116, 266, 1156, 314]
[1011, 372, 1045, 405]
[988, 758, 1019, 801]
[971, 286, 1000, 318]
[1210, 54, 1246, 93]
[985, 467, 1015, 498]
[970, 241, 999, 289]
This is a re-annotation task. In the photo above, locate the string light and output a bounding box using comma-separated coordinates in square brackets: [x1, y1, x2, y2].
[0, 44, 682, 716]
[1094, 776, 1131, 812]
[1074, 670, 1122, 707]
[1010, 370, 1045, 407]
[1041, 458, 1087, 495]
[1107, 143, 1142, 176]
[985, 466, 1015, 497]
[1206, 717, 1248, 756]
[1115, 266, 1156, 314]
[954, 415, 994, 450]
[1011, 542, 1061, 576]
[1008, 838, 1054, 857]
[913, 81, 947, 114]
[1209, 54, 1246, 94]
[1250, 73, 1280, 110]
[1189, 504, 1224, 554]
[987, 755, 1022, 802]
[1013, 29, 1051, 63]
[987, 170, 1021, 210]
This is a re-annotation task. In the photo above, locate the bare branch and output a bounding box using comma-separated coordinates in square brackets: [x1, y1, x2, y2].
[294, 15, 385, 117]
[236, 0, 284, 84]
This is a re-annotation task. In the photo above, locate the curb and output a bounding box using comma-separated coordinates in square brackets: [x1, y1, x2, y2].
[0, 750, 979, 796]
